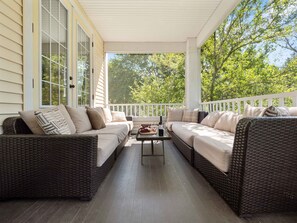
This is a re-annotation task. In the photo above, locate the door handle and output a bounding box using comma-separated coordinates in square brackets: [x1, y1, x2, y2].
[69, 84, 75, 88]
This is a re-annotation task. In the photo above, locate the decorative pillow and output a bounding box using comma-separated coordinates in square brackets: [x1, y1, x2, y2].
[66, 106, 92, 133]
[182, 109, 199, 122]
[87, 109, 106, 130]
[19, 104, 76, 134]
[201, 111, 224, 128]
[214, 112, 237, 132]
[260, 106, 289, 117]
[35, 109, 71, 135]
[230, 114, 243, 133]
[167, 108, 184, 122]
[103, 108, 112, 123]
[288, 107, 297, 116]
[86, 106, 106, 123]
[243, 104, 265, 117]
[111, 111, 127, 122]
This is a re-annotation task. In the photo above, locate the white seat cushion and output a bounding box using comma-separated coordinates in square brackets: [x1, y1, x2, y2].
[193, 129, 234, 172]
[171, 122, 200, 147]
[109, 121, 133, 131]
[166, 121, 187, 131]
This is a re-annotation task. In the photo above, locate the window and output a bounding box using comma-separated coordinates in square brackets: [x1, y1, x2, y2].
[41, 0, 68, 106]
[77, 25, 91, 106]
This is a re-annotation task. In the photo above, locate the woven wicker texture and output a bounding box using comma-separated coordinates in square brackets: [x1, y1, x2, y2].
[0, 117, 127, 200]
[194, 117, 297, 216]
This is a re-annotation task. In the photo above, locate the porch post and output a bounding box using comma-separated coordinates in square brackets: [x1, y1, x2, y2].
[185, 38, 201, 109]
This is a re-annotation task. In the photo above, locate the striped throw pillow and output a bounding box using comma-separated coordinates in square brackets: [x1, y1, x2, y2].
[261, 106, 289, 117]
[35, 109, 71, 135]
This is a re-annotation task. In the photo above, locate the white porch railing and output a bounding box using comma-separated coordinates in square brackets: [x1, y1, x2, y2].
[200, 91, 297, 114]
[108, 103, 184, 117]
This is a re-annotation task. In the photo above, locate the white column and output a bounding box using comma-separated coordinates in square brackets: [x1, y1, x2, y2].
[185, 38, 201, 109]
[23, 0, 34, 110]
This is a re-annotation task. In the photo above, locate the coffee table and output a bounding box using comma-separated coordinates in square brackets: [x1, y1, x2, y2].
[136, 129, 171, 165]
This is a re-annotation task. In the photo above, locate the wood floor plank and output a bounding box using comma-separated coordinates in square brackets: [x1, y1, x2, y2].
[1, 138, 297, 223]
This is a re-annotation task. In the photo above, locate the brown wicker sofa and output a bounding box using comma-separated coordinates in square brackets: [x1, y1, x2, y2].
[0, 116, 130, 201]
[169, 113, 297, 216]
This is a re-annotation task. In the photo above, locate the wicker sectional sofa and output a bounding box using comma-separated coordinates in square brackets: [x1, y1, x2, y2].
[0, 110, 132, 201]
[168, 110, 297, 216]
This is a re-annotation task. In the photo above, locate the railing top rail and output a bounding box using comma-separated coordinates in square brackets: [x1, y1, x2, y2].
[200, 91, 297, 105]
[108, 103, 184, 105]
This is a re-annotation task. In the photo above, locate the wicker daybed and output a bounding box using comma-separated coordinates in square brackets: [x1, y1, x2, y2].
[0, 116, 130, 201]
[168, 112, 297, 216]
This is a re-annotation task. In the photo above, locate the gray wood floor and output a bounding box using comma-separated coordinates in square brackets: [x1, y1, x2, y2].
[1, 139, 297, 223]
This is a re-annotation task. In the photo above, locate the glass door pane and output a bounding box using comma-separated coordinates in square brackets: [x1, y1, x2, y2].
[77, 25, 91, 106]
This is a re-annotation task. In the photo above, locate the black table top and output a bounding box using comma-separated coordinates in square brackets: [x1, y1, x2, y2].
[136, 129, 171, 141]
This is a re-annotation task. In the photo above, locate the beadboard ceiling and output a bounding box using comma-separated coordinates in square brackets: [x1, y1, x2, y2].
[78, 0, 240, 46]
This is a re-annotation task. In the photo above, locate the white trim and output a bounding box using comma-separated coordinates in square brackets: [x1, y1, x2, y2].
[105, 53, 109, 106]
[196, 0, 241, 47]
[104, 42, 186, 54]
[23, 0, 34, 110]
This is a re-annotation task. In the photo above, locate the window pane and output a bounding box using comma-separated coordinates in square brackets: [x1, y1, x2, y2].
[60, 87, 67, 105]
[42, 81, 51, 105]
[51, 0, 59, 20]
[51, 18, 59, 41]
[51, 39, 59, 63]
[60, 3, 67, 27]
[42, 57, 50, 81]
[60, 67, 67, 86]
[60, 25, 67, 47]
[60, 45, 67, 66]
[42, 33, 50, 57]
[51, 62, 59, 84]
[42, 0, 50, 12]
[42, 9, 50, 35]
[52, 84, 59, 105]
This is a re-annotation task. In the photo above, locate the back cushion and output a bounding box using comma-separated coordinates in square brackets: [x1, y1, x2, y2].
[182, 109, 199, 122]
[19, 104, 76, 134]
[86, 106, 106, 123]
[66, 106, 92, 133]
[167, 108, 184, 121]
[112, 111, 127, 122]
[230, 114, 243, 133]
[260, 106, 289, 117]
[87, 109, 106, 130]
[103, 108, 112, 123]
[243, 104, 265, 117]
[288, 107, 297, 116]
[201, 111, 224, 128]
[214, 112, 236, 132]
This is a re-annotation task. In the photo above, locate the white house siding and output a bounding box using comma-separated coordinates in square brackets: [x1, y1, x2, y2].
[0, 0, 23, 133]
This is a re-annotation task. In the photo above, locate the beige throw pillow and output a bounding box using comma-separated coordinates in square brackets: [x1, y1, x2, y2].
[103, 108, 112, 123]
[214, 112, 236, 132]
[35, 109, 71, 135]
[87, 109, 106, 130]
[260, 106, 289, 117]
[86, 106, 106, 123]
[201, 111, 224, 128]
[182, 109, 199, 122]
[66, 106, 92, 133]
[167, 108, 184, 122]
[111, 111, 127, 122]
[19, 104, 76, 134]
[243, 104, 265, 117]
[230, 114, 243, 133]
[288, 107, 297, 116]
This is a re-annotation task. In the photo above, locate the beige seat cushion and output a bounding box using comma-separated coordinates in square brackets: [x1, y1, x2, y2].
[165, 121, 186, 131]
[19, 104, 76, 134]
[167, 108, 183, 121]
[87, 109, 106, 130]
[288, 107, 297, 116]
[80, 132, 119, 167]
[84, 123, 129, 143]
[193, 130, 235, 172]
[201, 111, 224, 127]
[108, 121, 133, 131]
[66, 106, 92, 133]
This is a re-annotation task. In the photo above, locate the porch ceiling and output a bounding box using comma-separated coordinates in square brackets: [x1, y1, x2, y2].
[77, 0, 241, 47]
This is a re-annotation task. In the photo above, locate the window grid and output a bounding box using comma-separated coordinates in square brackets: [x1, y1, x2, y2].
[41, 0, 68, 106]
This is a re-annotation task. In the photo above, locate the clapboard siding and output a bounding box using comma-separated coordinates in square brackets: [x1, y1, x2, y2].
[0, 0, 23, 133]
[93, 33, 106, 107]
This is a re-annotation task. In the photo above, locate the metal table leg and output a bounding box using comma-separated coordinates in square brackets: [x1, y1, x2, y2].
[141, 140, 144, 165]
[151, 140, 154, 155]
[162, 140, 165, 164]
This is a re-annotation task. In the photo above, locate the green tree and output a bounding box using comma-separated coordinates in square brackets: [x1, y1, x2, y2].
[201, 0, 296, 101]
